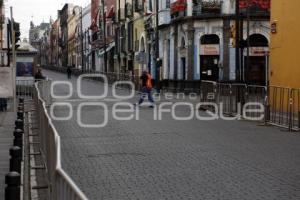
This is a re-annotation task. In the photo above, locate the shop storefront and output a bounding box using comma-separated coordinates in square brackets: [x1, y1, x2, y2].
[200, 34, 220, 81]
[244, 34, 269, 85]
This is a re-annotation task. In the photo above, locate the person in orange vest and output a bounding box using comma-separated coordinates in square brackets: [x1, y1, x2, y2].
[136, 71, 155, 108]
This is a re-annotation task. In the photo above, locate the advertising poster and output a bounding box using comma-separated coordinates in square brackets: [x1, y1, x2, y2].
[0, 67, 13, 98]
[16, 62, 34, 77]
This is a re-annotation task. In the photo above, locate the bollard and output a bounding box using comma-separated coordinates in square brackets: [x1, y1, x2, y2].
[13, 129, 24, 149]
[19, 98, 24, 103]
[17, 111, 24, 120]
[5, 172, 21, 200]
[18, 105, 24, 111]
[15, 119, 24, 130]
[9, 146, 22, 173]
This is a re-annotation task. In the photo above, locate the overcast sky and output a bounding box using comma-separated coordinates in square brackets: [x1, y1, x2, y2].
[5, 0, 91, 39]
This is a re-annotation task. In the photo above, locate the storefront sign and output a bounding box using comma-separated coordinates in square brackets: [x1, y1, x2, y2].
[249, 47, 269, 56]
[16, 62, 34, 77]
[200, 45, 220, 55]
[0, 67, 13, 98]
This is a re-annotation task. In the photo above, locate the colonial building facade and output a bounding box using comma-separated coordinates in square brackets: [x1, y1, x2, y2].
[159, 0, 270, 86]
[75, 3, 92, 71]
[39, 0, 271, 88]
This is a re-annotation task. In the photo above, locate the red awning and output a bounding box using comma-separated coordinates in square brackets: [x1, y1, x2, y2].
[89, 19, 98, 31]
[106, 6, 115, 18]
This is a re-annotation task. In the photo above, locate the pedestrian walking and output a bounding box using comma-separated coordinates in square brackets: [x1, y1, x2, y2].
[135, 71, 155, 108]
[34, 68, 45, 82]
[67, 66, 72, 79]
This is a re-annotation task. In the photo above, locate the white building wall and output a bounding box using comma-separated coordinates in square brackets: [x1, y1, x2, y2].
[82, 4, 92, 70]
[194, 20, 223, 80]
[169, 27, 175, 79]
[177, 25, 188, 80]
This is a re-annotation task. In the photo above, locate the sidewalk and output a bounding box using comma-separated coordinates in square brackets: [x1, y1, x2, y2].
[0, 112, 15, 199]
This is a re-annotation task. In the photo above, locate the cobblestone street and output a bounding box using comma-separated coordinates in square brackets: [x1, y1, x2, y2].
[46, 70, 300, 200]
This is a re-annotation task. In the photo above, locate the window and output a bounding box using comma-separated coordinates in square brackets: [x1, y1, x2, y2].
[166, 0, 170, 9]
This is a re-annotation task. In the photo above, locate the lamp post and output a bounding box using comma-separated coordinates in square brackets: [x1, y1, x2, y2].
[155, 0, 160, 91]
[246, 0, 251, 83]
[235, 0, 241, 82]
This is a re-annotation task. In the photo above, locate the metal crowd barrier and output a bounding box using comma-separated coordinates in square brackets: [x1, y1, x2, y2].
[268, 86, 300, 131]
[16, 79, 35, 99]
[34, 80, 88, 200]
[200, 81, 218, 111]
[268, 86, 291, 129]
[1, 79, 35, 112]
[200, 81, 299, 131]
[200, 81, 267, 119]
[291, 88, 300, 131]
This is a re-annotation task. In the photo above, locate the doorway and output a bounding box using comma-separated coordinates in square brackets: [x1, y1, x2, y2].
[181, 57, 186, 80]
[245, 56, 266, 85]
[244, 34, 269, 85]
[200, 55, 219, 81]
[199, 34, 220, 81]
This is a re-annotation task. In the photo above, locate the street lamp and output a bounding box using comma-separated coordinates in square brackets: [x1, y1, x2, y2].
[155, 0, 160, 92]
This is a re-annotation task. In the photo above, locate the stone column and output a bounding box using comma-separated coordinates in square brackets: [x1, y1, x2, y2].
[187, 22, 195, 80]
[222, 19, 231, 81]
[174, 25, 178, 80]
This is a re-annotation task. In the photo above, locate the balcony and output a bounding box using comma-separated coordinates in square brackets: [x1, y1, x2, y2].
[171, 0, 187, 19]
[239, 0, 270, 16]
[193, 0, 223, 17]
[159, 9, 171, 26]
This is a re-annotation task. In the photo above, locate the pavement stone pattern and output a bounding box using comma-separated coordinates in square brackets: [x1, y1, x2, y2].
[0, 112, 15, 199]
[45, 70, 300, 200]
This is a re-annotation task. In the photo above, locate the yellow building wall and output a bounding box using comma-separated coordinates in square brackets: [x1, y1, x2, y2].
[270, 0, 300, 89]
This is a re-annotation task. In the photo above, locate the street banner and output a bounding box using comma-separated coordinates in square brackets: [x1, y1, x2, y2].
[17, 62, 34, 77]
[0, 67, 13, 98]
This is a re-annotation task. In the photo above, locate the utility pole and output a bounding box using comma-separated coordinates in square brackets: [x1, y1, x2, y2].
[235, 0, 240, 82]
[6, 23, 10, 67]
[155, 0, 160, 91]
[246, 0, 250, 83]
[10, 7, 16, 112]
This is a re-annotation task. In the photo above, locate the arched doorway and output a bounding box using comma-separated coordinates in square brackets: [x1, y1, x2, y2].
[244, 34, 269, 85]
[200, 34, 220, 81]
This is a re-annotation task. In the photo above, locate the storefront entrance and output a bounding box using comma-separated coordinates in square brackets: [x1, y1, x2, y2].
[200, 34, 220, 81]
[181, 57, 186, 80]
[244, 34, 269, 85]
[200, 55, 219, 81]
[245, 56, 267, 85]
